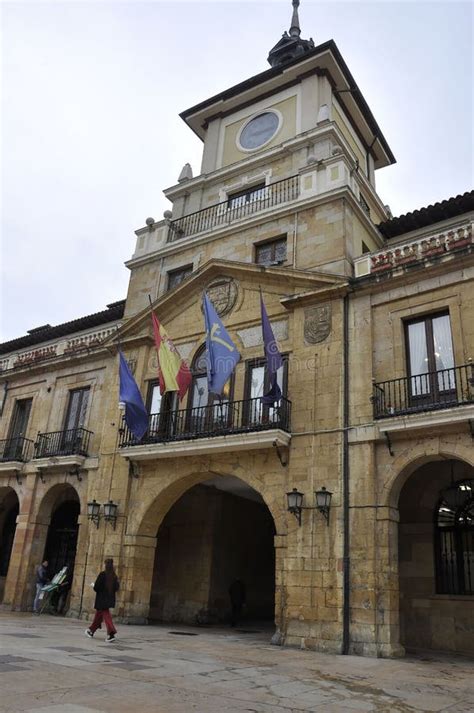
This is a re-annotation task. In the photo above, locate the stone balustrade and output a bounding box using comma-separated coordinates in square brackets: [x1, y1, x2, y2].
[0, 325, 120, 373]
[354, 223, 473, 278]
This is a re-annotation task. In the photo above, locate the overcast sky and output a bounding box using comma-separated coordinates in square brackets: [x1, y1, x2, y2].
[1, 1, 472, 343]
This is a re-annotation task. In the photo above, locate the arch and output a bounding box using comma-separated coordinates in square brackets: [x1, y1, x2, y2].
[0, 487, 20, 603]
[35, 482, 83, 525]
[135, 468, 285, 539]
[381, 440, 474, 510]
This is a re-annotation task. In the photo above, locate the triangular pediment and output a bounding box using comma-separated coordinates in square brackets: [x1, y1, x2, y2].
[105, 259, 347, 348]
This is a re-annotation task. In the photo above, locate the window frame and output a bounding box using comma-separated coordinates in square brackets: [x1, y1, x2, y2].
[254, 235, 287, 266]
[243, 355, 289, 426]
[166, 264, 193, 292]
[227, 182, 266, 210]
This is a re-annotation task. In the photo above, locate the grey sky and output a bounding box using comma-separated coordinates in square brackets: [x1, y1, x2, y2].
[1, 1, 473, 343]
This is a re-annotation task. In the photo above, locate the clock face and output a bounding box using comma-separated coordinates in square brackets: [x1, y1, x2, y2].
[238, 111, 280, 150]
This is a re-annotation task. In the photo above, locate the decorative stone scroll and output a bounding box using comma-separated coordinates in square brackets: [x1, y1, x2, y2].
[204, 276, 239, 317]
[304, 303, 331, 344]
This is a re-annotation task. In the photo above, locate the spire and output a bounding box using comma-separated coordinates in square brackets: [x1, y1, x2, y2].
[289, 0, 301, 38]
[267, 0, 315, 68]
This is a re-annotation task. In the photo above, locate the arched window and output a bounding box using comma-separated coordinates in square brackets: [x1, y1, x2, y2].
[187, 345, 235, 434]
[434, 479, 474, 594]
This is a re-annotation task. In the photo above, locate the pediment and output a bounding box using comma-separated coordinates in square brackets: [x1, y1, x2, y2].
[105, 259, 347, 348]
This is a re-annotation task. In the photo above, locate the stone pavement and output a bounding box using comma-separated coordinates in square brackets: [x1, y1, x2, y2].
[0, 613, 473, 713]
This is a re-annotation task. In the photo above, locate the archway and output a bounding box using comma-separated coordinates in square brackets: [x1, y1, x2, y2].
[398, 457, 474, 655]
[149, 475, 276, 628]
[0, 488, 19, 603]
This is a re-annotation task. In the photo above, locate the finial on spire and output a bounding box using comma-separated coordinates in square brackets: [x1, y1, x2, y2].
[267, 0, 314, 68]
[289, 0, 301, 38]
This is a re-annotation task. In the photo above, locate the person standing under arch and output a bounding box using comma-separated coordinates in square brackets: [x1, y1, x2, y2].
[85, 558, 119, 642]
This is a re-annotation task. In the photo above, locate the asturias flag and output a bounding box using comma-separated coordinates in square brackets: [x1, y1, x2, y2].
[203, 293, 241, 396]
[118, 351, 149, 441]
[151, 312, 192, 401]
[260, 293, 283, 405]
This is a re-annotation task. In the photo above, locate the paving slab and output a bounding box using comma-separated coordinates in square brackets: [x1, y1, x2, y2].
[0, 612, 473, 713]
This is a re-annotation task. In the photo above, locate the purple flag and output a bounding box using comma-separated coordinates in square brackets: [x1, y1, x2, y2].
[260, 293, 283, 405]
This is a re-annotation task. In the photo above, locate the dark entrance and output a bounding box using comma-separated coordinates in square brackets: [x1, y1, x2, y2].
[149, 477, 275, 627]
[0, 490, 19, 602]
[44, 500, 80, 577]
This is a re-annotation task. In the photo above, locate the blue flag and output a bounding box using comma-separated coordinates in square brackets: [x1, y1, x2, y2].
[119, 351, 148, 441]
[260, 293, 283, 405]
[203, 293, 241, 396]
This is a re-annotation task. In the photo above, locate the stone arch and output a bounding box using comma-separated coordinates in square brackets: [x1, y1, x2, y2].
[0, 486, 20, 603]
[36, 482, 83, 525]
[381, 440, 474, 510]
[134, 468, 285, 539]
[122, 467, 285, 627]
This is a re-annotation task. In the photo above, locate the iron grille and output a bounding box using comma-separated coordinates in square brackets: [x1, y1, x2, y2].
[435, 482, 474, 595]
[118, 396, 291, 447]
[168, 175, 300, 240]
[33, 427, 93, 458]
[372, 363, 474, 418]
[0, 436, 33, 462]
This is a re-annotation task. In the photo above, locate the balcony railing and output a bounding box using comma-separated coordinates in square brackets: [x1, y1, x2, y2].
[33, 427, 93, 458]
[168, 175, 300, 240]
[372, 364, 474, 418]
[0, 436, 33, 462]
[119, 396, 292, 447]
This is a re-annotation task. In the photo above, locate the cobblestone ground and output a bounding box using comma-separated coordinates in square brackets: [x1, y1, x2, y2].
[0, 612, 473, 712]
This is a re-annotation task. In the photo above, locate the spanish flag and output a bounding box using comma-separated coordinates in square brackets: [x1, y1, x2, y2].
[151, 313, 192, 401]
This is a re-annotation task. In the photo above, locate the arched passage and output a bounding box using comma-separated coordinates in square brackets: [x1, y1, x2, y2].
[0, 487, 19, 603]
[147, 474, 276, 627]
[398, 457, 474, 655]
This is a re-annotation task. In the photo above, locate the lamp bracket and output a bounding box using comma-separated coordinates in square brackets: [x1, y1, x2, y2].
[38, 468, 46, 484]
[273, 441, 288, 467]
[127, 458, 140, 479]
[384, 431, 394, 457]
[14, 469, 22, 486]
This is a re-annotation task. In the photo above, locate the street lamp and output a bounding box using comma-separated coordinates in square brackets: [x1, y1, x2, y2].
[103, 500, 118, 529]
[286, 488, 304, 526]
[87, 499, 101, 528]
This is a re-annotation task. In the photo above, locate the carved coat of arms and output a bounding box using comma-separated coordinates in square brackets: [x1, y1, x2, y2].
[204, 276, 239, 317]
[304, 304, 332, 344]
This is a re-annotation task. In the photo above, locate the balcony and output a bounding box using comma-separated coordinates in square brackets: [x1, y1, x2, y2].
[33, 427, 93, 459]
[168, 175, 299, 240]
[0, 436, 33, 463]
[118, 397, 291, 459]
[373, 364, 474, 419]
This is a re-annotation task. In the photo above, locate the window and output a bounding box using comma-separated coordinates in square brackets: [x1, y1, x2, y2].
[187, 345, 234, 432]
[405, 312, 455, 401]
[238, 111, 280, 150]
[146, 380, 178, 439]
[64, 388, 89, 431]
[361, 241, 371, 254]
[5, 398, 32, 459]
[167, 265, 193, 291]
[244, 357, 288, 424]
[435, 480, 474, 595]
[227, 183, 266, 211]
[255, 236, 287, 266]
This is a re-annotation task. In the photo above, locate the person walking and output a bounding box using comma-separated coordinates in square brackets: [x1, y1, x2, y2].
[85, 558, 120, 642]
[33, 560, 49, 614]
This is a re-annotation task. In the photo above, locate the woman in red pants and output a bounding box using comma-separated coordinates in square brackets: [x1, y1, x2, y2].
[85, 558, 120, 642]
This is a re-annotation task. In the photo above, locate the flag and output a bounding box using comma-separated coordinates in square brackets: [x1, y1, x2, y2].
[260, 293, 283, 405]
[118, 351, 148, 441]
[151, 312, 191, 401]
[203, 293, 240, 396]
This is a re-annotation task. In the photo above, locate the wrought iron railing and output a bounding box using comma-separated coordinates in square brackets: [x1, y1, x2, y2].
[168, 175, 300, 240]
[119, 396, 291, 447]
[372, 363, 474, 418]
[33, 427, 93, 458]
[0, 436, 33, 462]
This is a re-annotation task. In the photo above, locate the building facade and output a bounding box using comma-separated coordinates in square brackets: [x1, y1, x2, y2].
[1, 6, 473, 657]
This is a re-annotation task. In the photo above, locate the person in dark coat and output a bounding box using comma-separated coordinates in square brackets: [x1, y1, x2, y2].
[229, 579, 246, 627]
[85, 558, 120, 642]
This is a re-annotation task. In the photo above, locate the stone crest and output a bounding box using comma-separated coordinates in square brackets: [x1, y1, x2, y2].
[204, 276, 239, 317]
[304, 303, 331, 344]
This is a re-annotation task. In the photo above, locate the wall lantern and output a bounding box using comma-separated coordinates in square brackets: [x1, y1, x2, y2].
[286, 488, 304, 526]
[287, 486, 332, 526]
[442, 481, 472, 512]
[315, 486, 332, 526]
[87, 499, 101, 528]
[103, 500, 118, 529]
